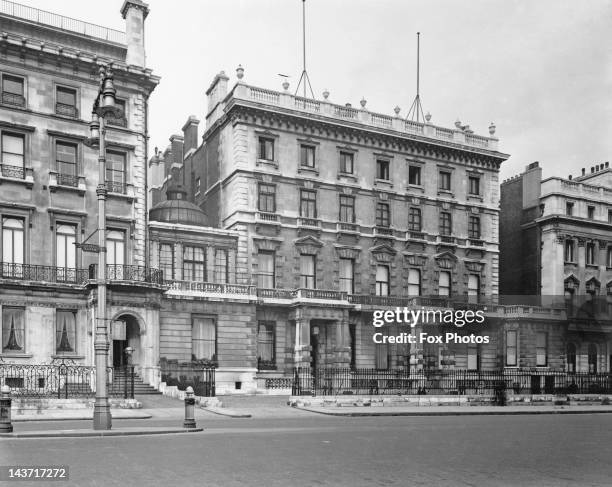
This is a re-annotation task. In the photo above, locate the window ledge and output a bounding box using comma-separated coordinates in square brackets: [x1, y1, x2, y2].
[48, 182, 86, 195]
[374, 178, 393, 187]
[256, 158, 279, 169]
[51, 354, 85, 360]
[0, 353, 34, 358]
[468, 194, 484, 202]
[298, 166, 319, 176]
[585, 264, 598, 268]
[337, 172, 357, 182]
[107, 190, 134, 202]
[406, 184, 424, 192]
[0, 174, 33, 189]
[437, 189, 454, 197]
[564, 261, 577, 266]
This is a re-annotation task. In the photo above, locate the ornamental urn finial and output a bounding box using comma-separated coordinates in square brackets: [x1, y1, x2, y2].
[282, 80, 290, 91]
[394, 106, 401, 116]
[489, 122, 496, 136]
[322, 89, 329, 100]
[360, 97, 367, 108]
[425, 112, 432, 122]
[236, 64, 244, 80]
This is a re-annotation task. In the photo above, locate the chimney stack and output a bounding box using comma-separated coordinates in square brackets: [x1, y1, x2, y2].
[182, 116, 200, 154]
[582, 168, 585, 176]
[121, 1, 149, 67]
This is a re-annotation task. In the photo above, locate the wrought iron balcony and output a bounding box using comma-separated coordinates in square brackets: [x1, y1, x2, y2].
[0, 164, 25, 179]
[55, 102, 78, 118]
[468, 238, 484, 247]
[105, 180, 126, 194]
[1, 91, 25, 107]
[88, 264, 163, 285]
[439, 235, 456, 244]
[106, 115, 127, 127]
[0, 263, 89, 284]
[257, 358, 277, 371]
[57, 173, 79, 187]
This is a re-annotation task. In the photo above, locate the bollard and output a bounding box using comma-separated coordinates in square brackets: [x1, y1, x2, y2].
[0, 385, 13, 433]
[183, 386, 196, 429]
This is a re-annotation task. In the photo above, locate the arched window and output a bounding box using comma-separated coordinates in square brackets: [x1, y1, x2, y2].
[566, 343, 576, 373]
[588, 343, 598, 374]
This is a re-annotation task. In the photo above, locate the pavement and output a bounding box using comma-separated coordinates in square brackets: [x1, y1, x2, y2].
[6, 393, 612, 438]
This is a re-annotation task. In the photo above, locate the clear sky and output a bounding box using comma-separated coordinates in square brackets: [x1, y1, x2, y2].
[17, 0, 612, 180]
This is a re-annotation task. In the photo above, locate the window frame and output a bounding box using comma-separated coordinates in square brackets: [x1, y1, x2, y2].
[2, 306, 26, 354]
[339, 195, 355, 223]
[1, 73, 26, 108]
[536, 332, 547, 367]
[565, 239, 575, 263]
[468, 215, 481, 239]
[376, 202, 390, 228]
[439, 171, 452, 191]
[339, 257, 354, 294]
[1, 216, 25, 266]
[407, 268, 421, 296]
[55, 84, 79, 118]
[376, 159, 390, 181]
[258, 137, 275, 162]
[1, 131, 25, 172]
[105, 150, 127, 194]
[299, 254, 316, 289]
[257, 250, 275, 288]
[258, 183, 276, 213]
[158, 242, 174, 281]
[55, 309, 77, 355]
[214, 248, 228, 284]
[299, 144, 316, 169]
[408, 165, 422, 186]
[183, 245, 206, 282]
[339, 151, 354, 174]
[408, 207, 422, 232]
[375, 265, 390, 296]
[299, 189, 317, 218]
[586, 242, 596, 266]
[587, 206, 595, 220]
[439, 211, 452, 236]
[191, 315, 217, 362]
[438, 271, 451, 296]
[256, 320, 276, 368]
[468, 176, 480, 196]
[505, 330, 518, 367]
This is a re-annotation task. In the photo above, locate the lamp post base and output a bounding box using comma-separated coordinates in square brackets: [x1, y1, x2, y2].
[93, 401, 112, 430]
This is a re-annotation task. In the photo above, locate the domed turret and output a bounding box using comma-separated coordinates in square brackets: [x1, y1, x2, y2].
[149, 185, 208, 226]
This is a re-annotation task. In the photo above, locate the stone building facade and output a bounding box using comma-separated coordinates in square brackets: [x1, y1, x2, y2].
[0, 1, 161, 384]
[500, 162, 612, 374]
[151, 68, 517, 392]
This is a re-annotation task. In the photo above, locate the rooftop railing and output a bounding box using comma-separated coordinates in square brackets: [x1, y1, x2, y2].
[233, 84, 498, 151]
[0, 0, 126, 44]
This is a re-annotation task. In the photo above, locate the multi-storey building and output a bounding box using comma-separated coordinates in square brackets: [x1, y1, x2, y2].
[500, 162, 612, 373]
[0, 1, 162, 384]
[151, 68, 512, 391]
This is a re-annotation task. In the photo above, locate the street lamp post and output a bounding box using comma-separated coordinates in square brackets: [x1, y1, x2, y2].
[86, 65, 123, 430]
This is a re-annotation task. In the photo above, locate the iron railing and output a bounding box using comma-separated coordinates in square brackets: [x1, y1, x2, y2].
[90, 264, 163, 284]
[0, 0, 127, 43]
[105, 180, 126, 194]
[0, 362, 134, 398]
[0, 263, 89, 284]
[0, 164, 25, 179]
[159, 358, 215, 397]
[55, 102, 78, 118]
[57, 173, 79, 187]
[166, 280, 255, 295]
[257, 288, 294, 300]
[106, 115, 127, 127]
[292, 368, 612, 396]
[1, 91, 25, 107]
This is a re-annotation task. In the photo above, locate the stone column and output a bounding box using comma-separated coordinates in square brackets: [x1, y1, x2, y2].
[333, 313, 351, 367]
[293, 312, 311, 368]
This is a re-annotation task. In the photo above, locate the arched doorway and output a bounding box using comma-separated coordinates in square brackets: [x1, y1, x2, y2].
[111, 314, 141, 370]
